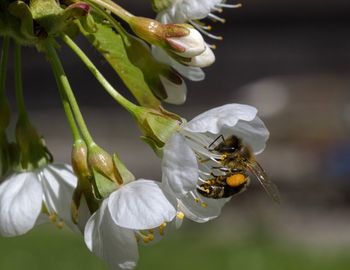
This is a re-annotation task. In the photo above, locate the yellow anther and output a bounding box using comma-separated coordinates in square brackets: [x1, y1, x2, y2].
[195, 198, 200, 203]
[143, 234, 155, 244]
[176, 212, 185, 220]
[57, 221, 64, 229]
[49, 214, 57, 223]
[159, 222, 167, 236]
[201, 202, 207, 208]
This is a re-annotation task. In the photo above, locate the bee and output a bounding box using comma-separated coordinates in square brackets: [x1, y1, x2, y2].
[197, 135, 281, 202]
[197, 171, 249, 198]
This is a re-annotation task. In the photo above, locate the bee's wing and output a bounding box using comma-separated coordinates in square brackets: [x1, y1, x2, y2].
[246, 161, 281, 203]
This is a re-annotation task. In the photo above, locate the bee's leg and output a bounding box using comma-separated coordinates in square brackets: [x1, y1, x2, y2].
[208, 135, 226, 150]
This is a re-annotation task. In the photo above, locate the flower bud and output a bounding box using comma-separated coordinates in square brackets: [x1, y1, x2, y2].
[88, 144, 123, 186]
[164, 26, 205, 58]
[72, 139, 90, 179]
[129, 17, 205, 58]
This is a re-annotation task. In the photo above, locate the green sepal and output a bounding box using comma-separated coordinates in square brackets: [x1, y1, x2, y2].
[140, 136, 164, 157]
[113, 153, 135, 185]
[29, 0, 62, 35]
[92, 167, 119, 199]
[145, 111, 179, 144]
[15, 115, 49, 170]
[79, 12, 97, 34]
[71, 174, 100, 223]
[0, 132, 10, 177]
[151, 0, 173, 13]
[79, 18, 161, 108]
[8, 1, 36, 40]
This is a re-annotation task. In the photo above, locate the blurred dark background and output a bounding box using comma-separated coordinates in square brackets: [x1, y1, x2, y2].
[1, 0, 350, 269]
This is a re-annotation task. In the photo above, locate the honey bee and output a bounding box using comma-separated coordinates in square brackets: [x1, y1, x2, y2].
[197, 135, 281, 202]
[197, 171, 249, 198]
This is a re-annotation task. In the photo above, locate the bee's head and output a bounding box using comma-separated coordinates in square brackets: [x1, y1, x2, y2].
[214, 135, 240, 154]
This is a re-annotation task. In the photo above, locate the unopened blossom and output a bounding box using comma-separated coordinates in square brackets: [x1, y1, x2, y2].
[85, 179, 176, 270]
[0, 164, 77, 236]
[162, 104, 270, 223]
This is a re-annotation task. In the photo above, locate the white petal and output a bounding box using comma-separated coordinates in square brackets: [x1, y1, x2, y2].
[178, 193, 230, 223]
[221, 116, 270, 154]
[108, 180, 176, 230]
[159, 74, 187, 105]
[85, 200, 138, 270]
[152, 46, 205, 81]
[0, 172, 43, 236]
[162, 133, 199, 197]
[39, 164, 77, 227]
[168, 28, 205, 58]
[187, 44, 215, 68]
[183, 104, 258, 134]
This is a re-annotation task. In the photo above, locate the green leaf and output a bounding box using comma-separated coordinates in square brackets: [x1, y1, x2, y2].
[79, 20, 161, 108]
[92, 168, 118, 198]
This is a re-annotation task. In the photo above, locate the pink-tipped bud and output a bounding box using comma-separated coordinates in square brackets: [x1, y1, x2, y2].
[129, 17, 206, 58]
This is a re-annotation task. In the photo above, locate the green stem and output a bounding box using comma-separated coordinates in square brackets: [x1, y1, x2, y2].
[88, 0, 134, 23]
[61, 34, 140, 115]
[44, 40, 95, 147]
[14, 42, 28, 118]
[0, 36, 10, 96]
[51, 64, 81, 142]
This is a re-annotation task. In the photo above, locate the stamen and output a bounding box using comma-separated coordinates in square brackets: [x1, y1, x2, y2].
[212, 7, 223, 13]
[135, 230, 155, 244]
[189, 20, 212, 30]
[49, 213, 65, 229]
[208, 13, 226, 24]
[190, 191, 208, 208]
[176, 212, 185, 220]
[159, 222, 167, 236]
[198, 170, 211, 177]
[191, 22, 224, 40]
[175, 212, 185, 229]
[216, 3, 242, 9]
[208, 44, 217, 49]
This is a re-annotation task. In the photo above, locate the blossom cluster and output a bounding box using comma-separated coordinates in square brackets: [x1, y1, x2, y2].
[0, 1, 280, 270]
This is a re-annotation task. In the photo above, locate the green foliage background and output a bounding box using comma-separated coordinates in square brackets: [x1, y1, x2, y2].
[0, 223, 349, 270]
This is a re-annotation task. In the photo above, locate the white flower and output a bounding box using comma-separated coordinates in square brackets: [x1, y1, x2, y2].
[0, 164, 77, 236]
[157, 0, 241, 40]
[84, 179, 176, 270]
[166, 26, 206, 58]
[159, 72, 187, 104]
[162, 104, 270, 223]
[153, 45, 205, 81]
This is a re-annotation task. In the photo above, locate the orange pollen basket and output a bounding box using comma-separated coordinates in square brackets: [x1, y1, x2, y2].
[226, 173, 246, 187]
